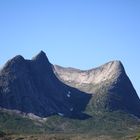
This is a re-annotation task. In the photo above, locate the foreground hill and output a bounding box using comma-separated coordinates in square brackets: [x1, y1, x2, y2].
[0, 110, 140, 140]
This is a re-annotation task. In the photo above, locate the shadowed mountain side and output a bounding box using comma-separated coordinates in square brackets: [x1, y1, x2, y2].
[0, 51, 91, 119]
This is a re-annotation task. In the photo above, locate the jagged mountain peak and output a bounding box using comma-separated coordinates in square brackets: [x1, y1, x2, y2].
[99, 60, 124, 71]
[4, 55, 25, 66]
[32, 50, 49, 63]
[0, 55, 25, 74]
[11, 55, 25, 61]
[98, 60, 125, 75]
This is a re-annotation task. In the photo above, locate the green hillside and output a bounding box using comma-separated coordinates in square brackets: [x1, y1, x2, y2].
[0, 110, 140, 140]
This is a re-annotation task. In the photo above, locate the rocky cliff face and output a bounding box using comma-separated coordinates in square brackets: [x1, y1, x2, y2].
[54, 61, 140, 117]
[0, 51, 91, 119]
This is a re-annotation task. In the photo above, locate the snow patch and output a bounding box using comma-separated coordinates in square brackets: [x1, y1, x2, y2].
[70, 108, 73, 111]
[67, 91, 71, 98]
[58, 113, 64, 116]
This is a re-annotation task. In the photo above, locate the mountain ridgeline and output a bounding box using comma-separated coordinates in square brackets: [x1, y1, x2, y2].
[0, 51, 140, 120]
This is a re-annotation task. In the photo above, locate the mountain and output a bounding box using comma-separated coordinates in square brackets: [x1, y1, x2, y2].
[0, 52, 140, 139]
[0, 51, 140, 119]
[0, 51, 91, 119]
[54, 61, 140, 117]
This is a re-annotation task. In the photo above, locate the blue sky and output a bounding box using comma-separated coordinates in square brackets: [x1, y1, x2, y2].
[0, 0, 140, 95]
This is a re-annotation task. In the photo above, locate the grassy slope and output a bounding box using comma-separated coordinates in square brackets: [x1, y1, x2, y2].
[0, 111, 44, 134]
[0, 110, 140, 140]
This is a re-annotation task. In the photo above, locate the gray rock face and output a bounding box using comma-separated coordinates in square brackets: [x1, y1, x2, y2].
[0, 51, 91, 119]
[54, 61, 140, 117]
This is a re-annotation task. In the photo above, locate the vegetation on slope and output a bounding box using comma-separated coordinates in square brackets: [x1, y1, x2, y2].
[0, 110, 140, 139]
[0, 111, 43, 134]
